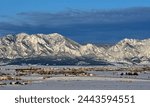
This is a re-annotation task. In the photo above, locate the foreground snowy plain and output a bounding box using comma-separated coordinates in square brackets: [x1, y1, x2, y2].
[0, 65, 150, 90]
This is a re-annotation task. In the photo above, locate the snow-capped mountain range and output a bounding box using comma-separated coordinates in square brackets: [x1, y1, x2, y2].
[0, 33, 150, 65]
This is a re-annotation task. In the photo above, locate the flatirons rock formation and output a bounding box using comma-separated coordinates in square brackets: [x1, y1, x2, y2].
[0, 33, 150, 65]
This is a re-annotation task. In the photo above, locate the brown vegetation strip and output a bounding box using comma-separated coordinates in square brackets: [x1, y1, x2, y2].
[15, 66, 150, 74]
[15, 67, 93, 76]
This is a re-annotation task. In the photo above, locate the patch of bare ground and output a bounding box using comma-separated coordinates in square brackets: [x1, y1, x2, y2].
[0, 75, 21, 81]
[15, 67, 95, 77]
[0, 72, 31, 86]
[15, 66, 150, 77]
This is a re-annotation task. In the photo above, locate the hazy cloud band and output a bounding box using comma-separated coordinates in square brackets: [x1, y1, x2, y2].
[0, 7, 150, 43]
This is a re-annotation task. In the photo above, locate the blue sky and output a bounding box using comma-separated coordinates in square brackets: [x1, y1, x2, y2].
[0, 0, 150, 43]
[0, 0, 150, 13]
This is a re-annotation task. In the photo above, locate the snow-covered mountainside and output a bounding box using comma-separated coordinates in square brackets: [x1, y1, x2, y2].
[0, 33, 150, 65]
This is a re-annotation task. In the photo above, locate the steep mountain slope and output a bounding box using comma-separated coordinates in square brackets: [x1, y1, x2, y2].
[105, 38, 150, 64]
[0, 33, 81, 59]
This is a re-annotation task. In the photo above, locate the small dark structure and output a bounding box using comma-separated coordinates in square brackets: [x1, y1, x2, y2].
[120, 72, 138, 76]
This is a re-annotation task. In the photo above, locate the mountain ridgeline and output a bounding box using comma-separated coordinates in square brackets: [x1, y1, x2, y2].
[0, 33, 150, 65]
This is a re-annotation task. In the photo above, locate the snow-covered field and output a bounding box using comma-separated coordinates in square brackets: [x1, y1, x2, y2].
[0, 65, 150, 90]
[1, 77, 150, 90]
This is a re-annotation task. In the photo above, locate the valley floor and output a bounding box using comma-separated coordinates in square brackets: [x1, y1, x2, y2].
[0, 65, 150, 90]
